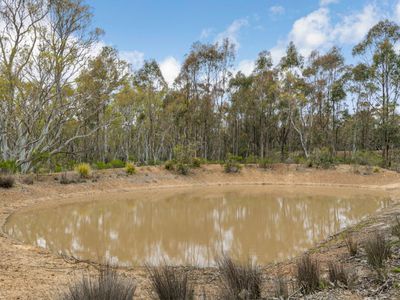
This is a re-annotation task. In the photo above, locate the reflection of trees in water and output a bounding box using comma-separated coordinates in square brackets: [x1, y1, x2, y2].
[5, 189, 389, 266]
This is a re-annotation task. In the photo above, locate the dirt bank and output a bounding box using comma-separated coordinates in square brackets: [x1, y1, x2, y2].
[1, 164, 400, 299]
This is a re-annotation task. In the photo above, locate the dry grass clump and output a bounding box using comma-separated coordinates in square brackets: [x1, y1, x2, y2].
[328, 262, 349, 287]
[0, 175, 15, 189]
[59, 267, 135, 300]
[74, 163, 91, 179]
[345, 234, 358, 256]
[21, 175, 34, 185]
[274, 276, 289, 299]
[216, 255, 262, 300]
[391, 217, 400, 239]
[147, 264, 194, 300]
[364, 233, 391, 270]
[296, 255, 320, 295]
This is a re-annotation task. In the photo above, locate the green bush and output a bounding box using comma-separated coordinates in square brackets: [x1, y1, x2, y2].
[244, 155, 258, 164]
[110, 159, 125, 168]
[0, 160, 18, 174]
[191, 157, 201, 168]
[125, 162, 136, 175]
[258, 158, 273, 169]
[351, 151, 383, 167]
[308, 148, 335, 169]
[224, 154, 242, 173]
[95, 161, 112, 170]
[176, 163, 190, 175]
[165, 160, 175, 171]
[75, 163, 91, 179]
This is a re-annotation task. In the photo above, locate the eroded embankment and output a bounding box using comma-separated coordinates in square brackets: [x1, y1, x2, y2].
[1, 164, 400, 299]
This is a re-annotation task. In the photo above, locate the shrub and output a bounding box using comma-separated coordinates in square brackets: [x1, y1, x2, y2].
[165, 160, 175, 171]
[0, 160, 18, 174]
[176, 163, 190, 175]
[95, 161, 112, 170]
[296, 255, 320, 295]
[345, 234, 358, 256]
[59, 267, 136, 300]
[365, 233, 391, 270]
[224, 154, 242, 174]
[191, 157, 201, 168]
[59, 173, 77, 185]
[328, 262, 349, 287]
[125, 162, 136, 175]
[352, 151, 383, 167]
[0, 175, 15, 189]
[147, 265, 194, 300]
[216, 255, 262, 300]
[110, 159, 125, 168]
[309, 148, 335, 169]
[258, 158, 273, 169]
[391, 217, 400, 239]
[75, 163, 91, 179]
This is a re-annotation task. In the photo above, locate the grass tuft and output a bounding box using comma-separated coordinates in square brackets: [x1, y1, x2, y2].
[345, 234, 358, 257]
[125, 162, 136, 175]
[391, 217, 400, 240]
[328, 262, 349, 287]
[365, 232, 391, 270]
[216, 255, 262, 300]
[59, 267, 135, 300]
[0, 175, 15, 189]
[75, 163, 91, 179]
[147, 264, 194, 300]
[296, 255, 320, 295]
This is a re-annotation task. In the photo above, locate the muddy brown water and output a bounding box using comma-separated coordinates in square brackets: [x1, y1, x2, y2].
[3, 185, 390, 267]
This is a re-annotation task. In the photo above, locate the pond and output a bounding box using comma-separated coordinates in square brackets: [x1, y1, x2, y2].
[4, 185, 390, 267]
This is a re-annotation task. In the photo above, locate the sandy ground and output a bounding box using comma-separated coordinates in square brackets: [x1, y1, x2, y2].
[1, 164, 400, 299]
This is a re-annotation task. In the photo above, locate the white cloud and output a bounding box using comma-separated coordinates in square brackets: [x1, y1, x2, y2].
[215, 18, 249, 48]
[320, 0, 339, 6]
[120, 50, 145, 70]
[333, 4, 379, 43]
[270, 5, 285, 16]
[236, 60, 255, 76]
[160, 56, 181, 86]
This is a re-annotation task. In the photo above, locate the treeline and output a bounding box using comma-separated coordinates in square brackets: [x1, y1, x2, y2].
[1, 0, 400, 173]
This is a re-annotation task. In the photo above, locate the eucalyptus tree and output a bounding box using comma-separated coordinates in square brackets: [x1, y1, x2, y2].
[353, 20, 400, 165]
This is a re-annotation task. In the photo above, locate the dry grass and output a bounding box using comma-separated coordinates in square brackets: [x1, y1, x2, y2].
[345, 234, 358, 256]
[364, 233, 391, 270]
[216, 255, 262, 300]
[391, 217, 400, 239]
[59, 267, 135, 300]
[274, 276, 289, 299]
[328, 262, 349, 287]
[296, 255, 320, 295]
[147, 264, 194, 300]
[0, 175, 15, 189]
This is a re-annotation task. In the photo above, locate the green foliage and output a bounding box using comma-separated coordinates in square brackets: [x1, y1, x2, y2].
[125, 162, 136, 175]
[191, 157, 202, 168]
[351, 151, 383, 167]
[164, 160, 175, 171]
[176, 163, 190, 175]
[258, 157, 273, 169]
[224, 154, 242, 173]
[0, 175, 15, 189]
[308, 148, 335, 169]
[0, 160, 18, 174]
[75, 163, 91, 179]
[110, 159, 125, 168]
[95, 161, 112, 170]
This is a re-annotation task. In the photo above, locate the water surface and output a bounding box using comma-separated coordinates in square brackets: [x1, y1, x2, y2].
[4, 185, 389, 266]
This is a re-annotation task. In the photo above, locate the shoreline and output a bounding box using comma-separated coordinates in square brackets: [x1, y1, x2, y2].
[1, 164, 400, 299]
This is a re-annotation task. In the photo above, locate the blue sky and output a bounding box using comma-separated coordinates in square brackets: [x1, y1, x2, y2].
[87, 0, 400, 84]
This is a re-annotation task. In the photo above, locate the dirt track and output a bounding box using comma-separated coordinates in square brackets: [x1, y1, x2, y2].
[1, 164, 400, 299]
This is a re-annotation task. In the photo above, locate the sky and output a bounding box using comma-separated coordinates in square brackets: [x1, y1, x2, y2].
[87, 0, 400, 85]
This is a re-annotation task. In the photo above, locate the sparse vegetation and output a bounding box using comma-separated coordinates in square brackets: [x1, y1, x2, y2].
[147, 265, 193, 300]
[216, 255, 262, 300]
[0, 175, 15, 189]
[125, 162, 136, 175]
[345, 234, 358, 256]
[21, 175, 34, 185]
[328, 262, 349, 287]
[59, 267, 136, 300]
[308, 148, 335, 169]
[224, 154, 242, 174]
[365, 233, 391, 271]
[75, 163, 91, 179]
[274, 276, 289, 299]
[296, 255, 320, 295]
[391, 217, 400, 239]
